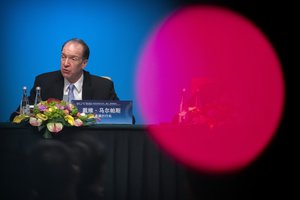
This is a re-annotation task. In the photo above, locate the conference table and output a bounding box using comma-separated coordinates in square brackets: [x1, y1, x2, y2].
[0, 122, 190, 200]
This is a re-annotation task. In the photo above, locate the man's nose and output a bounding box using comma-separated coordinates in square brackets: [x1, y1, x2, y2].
[63, 58, 70, 66]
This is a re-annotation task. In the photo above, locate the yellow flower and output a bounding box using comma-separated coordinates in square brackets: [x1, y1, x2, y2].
[64, 114, 75, 126]
[36, 113, 48, 121]
[87, 113, 95, 119]
[13, 114, 29, 123]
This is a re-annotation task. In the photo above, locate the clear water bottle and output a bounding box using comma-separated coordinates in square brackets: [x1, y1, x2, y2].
[20, 86, 30, 115]
[34, 86, 42, 105]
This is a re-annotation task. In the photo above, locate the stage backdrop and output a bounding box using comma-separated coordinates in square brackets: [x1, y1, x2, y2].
[0, 0, 181, 124]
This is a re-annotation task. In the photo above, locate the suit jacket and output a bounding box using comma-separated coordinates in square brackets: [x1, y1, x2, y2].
[28, 70, 119, 103]
[10, 70, 119, 121]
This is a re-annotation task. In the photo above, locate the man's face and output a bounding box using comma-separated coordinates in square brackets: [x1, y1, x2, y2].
[60, 41, 87, 83]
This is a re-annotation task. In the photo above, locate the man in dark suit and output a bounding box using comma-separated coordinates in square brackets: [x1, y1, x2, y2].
[28, 70, 118, 103]
[10, 38, 119, 121]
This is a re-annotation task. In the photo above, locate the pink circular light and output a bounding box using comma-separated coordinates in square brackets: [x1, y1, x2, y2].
[135, 6, 285, 173]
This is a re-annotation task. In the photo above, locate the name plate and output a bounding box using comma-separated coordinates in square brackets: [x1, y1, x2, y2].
[72, 100, 133, 124]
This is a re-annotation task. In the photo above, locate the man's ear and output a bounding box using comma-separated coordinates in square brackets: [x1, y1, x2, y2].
[82, 59, 88, 69]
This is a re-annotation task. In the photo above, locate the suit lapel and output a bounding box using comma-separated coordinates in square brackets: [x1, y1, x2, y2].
[52, 72, 64, 99]
[82, 71, 92, 100]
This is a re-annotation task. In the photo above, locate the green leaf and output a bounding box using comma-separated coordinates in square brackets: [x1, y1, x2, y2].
[37, 125, 45, 131]
[43, 128, 52, 139]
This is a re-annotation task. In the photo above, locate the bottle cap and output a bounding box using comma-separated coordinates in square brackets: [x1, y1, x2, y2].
[23, 86, 27, 90]
[36, 86, 41, 90]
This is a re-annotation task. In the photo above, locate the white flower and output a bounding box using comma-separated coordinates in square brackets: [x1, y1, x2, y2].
[74, 118, 83, 127]
[29, 117, 43, 126]
[47, 122, 63, 133]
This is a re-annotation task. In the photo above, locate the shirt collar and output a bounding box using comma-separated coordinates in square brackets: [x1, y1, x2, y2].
[64, 73, 84, 93]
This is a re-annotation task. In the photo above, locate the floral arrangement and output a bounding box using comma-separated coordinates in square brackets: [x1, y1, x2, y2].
[13, 98, 100, 138]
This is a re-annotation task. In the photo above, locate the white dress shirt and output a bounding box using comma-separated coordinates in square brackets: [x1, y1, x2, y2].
[63, 74, 84, 101]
